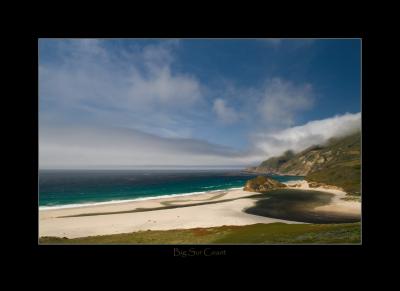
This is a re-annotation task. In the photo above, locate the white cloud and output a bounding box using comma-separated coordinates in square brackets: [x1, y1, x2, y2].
[209, 77, 314, 130]
[252, 112, 361, 158]
[141, 41, 178, 71]
[39, 39, 203, 137]
[128, 66, 201, 107]
[212, 98, 239, 124]
[259, 78, 314, 127]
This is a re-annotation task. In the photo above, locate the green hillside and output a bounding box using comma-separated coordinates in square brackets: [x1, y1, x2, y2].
[252, 131, 361, 196]
[305, 132, 361, 195]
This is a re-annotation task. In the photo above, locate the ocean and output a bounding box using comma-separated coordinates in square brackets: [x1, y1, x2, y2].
[39, 170, 303, 209]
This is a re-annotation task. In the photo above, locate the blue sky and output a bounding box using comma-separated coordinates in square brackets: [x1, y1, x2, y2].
[39, 39, 361, 169]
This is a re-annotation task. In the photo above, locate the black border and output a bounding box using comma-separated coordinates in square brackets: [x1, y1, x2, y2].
[28, 32, 373, 261]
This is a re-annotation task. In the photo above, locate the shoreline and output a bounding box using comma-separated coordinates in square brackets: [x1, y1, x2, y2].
[39, 180, 361, 239]
[39, 187, 243, 211]
[39, 188, 301, 238]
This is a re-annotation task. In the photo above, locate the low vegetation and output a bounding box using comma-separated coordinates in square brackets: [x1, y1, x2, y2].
[39, 222, 360, 244]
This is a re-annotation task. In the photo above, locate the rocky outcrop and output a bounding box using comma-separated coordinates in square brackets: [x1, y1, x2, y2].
[244, 176, 286, 193]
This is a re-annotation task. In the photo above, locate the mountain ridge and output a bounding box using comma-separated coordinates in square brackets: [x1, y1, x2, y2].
[244, 131, 361, 195]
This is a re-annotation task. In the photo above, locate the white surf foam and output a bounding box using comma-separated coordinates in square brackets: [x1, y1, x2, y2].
[39, 187, 244, 211]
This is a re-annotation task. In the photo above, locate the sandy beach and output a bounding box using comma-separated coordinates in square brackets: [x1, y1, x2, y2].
[39, 181, 361, 239]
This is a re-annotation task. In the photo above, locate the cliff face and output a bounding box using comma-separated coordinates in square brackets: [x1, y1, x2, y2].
[245, 132, 361, 195]
[244, 176, 286, 193]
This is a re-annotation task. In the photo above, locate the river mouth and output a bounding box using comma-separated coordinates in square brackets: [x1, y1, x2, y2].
[244, 189, 360, 224]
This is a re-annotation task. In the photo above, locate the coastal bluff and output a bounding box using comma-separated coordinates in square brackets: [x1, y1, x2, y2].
[244, 176, 286, 193]
[243, 132, 361, 196]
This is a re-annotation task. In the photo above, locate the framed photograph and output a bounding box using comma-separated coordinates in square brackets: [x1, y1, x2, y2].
[38, 38, 362, 254]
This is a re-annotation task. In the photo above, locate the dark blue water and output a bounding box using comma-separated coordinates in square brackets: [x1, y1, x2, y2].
[39, 170, 303, 208]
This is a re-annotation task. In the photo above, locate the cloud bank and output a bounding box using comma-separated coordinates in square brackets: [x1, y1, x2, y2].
[39, 124, 244, 169]
[252, 112, 361, 158]
[40, 112, 361, 169]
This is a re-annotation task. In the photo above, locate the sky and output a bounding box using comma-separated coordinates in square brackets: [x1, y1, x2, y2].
[39, 38, 361, 169]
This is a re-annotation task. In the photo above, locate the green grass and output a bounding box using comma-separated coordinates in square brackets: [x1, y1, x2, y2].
[306, 163, 360, 195]
[39, 222, 360, 244]
[213, 223, 360, 244]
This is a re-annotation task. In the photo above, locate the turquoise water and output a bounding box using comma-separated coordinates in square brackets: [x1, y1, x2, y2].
[39, 170, 303, 208]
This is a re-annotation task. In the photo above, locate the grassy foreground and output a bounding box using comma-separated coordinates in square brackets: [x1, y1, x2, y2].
[39, 222, 360, 244]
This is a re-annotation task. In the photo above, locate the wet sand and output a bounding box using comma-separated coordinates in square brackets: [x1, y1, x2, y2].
[244, 189, 360, 223]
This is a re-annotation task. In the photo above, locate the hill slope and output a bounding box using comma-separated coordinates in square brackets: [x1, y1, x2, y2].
[245, 132, 361, 195]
